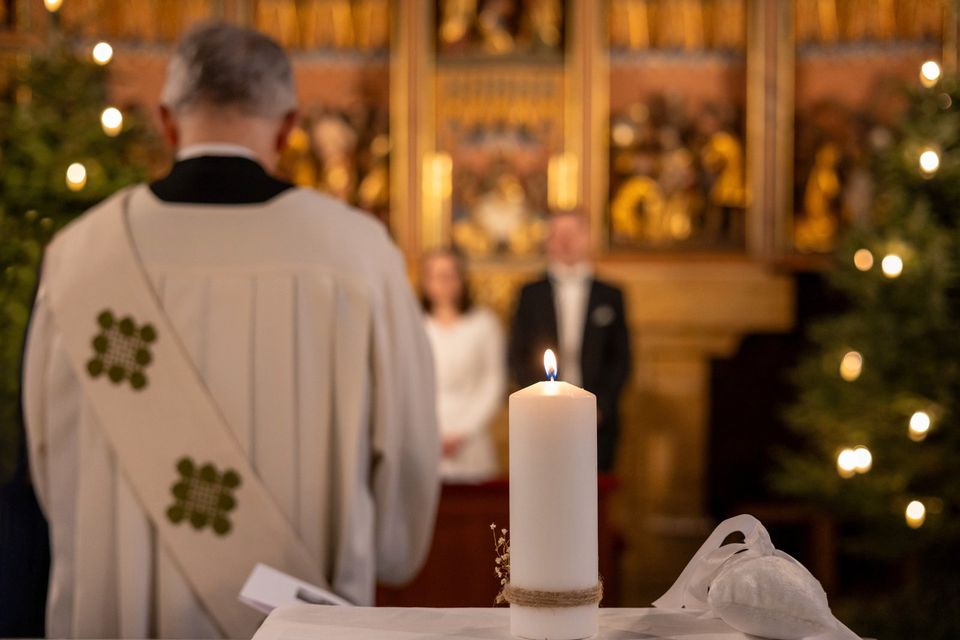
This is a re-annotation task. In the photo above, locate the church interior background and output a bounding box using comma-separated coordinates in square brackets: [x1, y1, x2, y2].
[1, 0, 958, 636]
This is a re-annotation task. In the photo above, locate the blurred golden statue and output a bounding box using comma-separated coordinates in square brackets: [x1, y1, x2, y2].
[439, 0, 478, 48]
[701, 126, 746, 240]
[438, 0, 565, 55]
[281, 127, 319, 187]
[478, 0, 517, 54]
[795, 143, 841, 253]
[524, 0, 563, 49]
[658, 131, 698, 241]
[453, 172, 546, 257]
[610, 176, 665, 243]
[357, 134, 391, 216]
[311, 113, 358, 201]
[703, 130, 745, 207]
[278, 110, 390, 221]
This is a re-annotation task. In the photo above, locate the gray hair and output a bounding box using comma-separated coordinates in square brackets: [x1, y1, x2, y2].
[161, 22, 297, 117]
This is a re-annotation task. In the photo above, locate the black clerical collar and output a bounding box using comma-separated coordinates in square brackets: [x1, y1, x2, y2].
[149, 155, 295, 205]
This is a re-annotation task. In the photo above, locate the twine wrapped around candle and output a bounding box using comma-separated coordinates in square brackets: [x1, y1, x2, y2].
[501, 579, 603, 608]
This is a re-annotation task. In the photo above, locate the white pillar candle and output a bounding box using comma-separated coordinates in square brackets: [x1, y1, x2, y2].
[509, 349, 598, 640]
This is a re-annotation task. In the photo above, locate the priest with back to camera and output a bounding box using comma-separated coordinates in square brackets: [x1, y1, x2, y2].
[22, 22, 440, 639]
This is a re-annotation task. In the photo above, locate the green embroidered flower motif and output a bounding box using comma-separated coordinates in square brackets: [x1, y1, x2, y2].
[87, 309, 156, 391]
[166, 457, 241, 536]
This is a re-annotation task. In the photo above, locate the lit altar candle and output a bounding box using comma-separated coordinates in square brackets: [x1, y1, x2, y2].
[509, 349, 599, 640]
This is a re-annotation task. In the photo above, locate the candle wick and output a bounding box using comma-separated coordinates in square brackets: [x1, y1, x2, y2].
[547, 371, 557, 382]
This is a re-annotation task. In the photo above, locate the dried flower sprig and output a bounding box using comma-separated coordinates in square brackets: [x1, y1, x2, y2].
[491, 522, 511, 605]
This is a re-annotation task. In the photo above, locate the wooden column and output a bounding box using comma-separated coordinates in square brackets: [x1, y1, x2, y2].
[746, 0, 794, 259]
[566, 0, 608, 250]
[945, 0, 959, 74]
[389, 0, 433, 260]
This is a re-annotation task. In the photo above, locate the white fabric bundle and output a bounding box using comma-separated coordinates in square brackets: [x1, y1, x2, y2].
[654, 514, 861, 640]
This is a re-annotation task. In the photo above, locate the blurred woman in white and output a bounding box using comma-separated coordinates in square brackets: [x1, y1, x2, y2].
[421, 248, 505, 482]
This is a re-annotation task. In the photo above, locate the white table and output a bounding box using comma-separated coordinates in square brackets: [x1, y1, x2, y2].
[252, 605, 753, 640]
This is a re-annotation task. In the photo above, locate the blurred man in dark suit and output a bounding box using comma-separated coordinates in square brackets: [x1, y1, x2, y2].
[509, 210, 631, 472]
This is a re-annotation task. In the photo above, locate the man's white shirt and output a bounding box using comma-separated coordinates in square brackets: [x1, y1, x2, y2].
[548, 262, 593, 387]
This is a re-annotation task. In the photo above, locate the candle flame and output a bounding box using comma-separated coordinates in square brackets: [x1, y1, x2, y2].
[544, 349, 558, 381]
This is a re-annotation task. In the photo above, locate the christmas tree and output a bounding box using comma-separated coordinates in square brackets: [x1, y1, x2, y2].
[0, 36, 159, 480]
[778, 60, 960, 638]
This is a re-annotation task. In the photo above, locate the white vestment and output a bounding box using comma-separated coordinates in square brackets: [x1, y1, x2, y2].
[23, 184, 440, 638]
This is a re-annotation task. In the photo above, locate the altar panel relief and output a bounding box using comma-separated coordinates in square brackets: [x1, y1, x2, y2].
[607, 0, 747, 252]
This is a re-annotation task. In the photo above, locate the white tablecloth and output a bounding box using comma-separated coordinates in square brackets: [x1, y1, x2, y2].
[252, 605, 753, 640]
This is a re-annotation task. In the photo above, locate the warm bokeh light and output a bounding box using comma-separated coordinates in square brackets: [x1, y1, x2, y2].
[100, 107, 123, 136]
[65, 162, 87, 191]
[881, 254, 903, 278]
[837, 448, 858, 478]
[611, 121, 635, 148]
[853, 248, 874, 271]
[92, 42, 114, 65]
[905, 500, 926, 528]
[544, 349, 558, 381]
[44, 0, 63, 12]
[919, 148, 940, 175]
[839, 351, 863, 381]
[920, 60, 942, 88]
[909, 411, 931, 441]
[852, 446, 872, 473]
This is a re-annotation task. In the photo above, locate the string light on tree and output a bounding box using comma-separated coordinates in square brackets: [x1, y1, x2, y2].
[100, 107, 123, 137]
[839, 351, 863, 381]
[65, 162, 87, 191]
[920, 60, 942, 88]
[853, 248, 874, 271]
[92, 42, 114, 66]
[852, 446, 872, 473]
[909, 411, 931, 441]
[905, 500, 926, 528]
[837, 448, 858, 479]
[919, 147, 940, 176]
[43, 0, 63, 12]
[881, 254, 904, 278]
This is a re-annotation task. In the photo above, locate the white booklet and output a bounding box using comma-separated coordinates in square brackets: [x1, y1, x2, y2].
[239, 563, 352, 615]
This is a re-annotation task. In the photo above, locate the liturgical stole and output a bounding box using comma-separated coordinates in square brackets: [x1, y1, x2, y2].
[43, 189, 329, 638]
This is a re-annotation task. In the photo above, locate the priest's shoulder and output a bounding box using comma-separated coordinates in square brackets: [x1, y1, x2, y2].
[285, 188, 388, 235]
[281, 187, 401, 259]
[44, 186, 138, 258]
